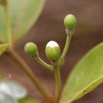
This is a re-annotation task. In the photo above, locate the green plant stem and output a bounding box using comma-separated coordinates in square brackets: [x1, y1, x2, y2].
[35, 56, 54, 71]
[54, 67, 61, 103]
[3, 1, 13, 44]
[59, 29, 72, 66]
[7, 48, 51, 101]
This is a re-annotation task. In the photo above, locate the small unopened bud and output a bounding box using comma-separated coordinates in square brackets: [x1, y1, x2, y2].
[64, 14, 76, 32]
[45, 41, 60, 61]
[24, 42, 38, 57]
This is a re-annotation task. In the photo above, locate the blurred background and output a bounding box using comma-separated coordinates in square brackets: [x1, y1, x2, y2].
[1, 0, 103, 103]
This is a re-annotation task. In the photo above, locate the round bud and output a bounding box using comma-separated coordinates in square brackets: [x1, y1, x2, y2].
[45, 41, 60, 61]
[24, 42, 38, 57]
[64, 14, 76, 31]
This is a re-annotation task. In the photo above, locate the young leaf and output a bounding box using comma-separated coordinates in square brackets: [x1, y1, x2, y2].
[60, 43, 103, 103]
[0, 44, 9, 55]
[19, 96, 40, 103]
[0, 0, 45, 43]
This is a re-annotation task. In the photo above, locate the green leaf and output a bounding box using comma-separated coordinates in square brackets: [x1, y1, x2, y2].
[60, 43, 103, 103]
[19, 96, 40, 103]
[0, 44, 9, 55]
[0, 0, 45, 43]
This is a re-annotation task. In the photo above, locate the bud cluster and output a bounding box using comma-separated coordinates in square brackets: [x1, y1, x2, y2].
[24, 14, 76, 69]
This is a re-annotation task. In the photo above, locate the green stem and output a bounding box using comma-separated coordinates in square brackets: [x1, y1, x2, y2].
[3, 1, 12, 44]
[7, 48, 51, 101]
[35, 56, 54, 71]
[54, 67, 61, 103]
[59, 28, 72, 66]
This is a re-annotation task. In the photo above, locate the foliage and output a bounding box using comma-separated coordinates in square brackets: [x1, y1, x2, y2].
[19, 96, 40, 103]
[0, 0, 45, 43]
[0, 44, 9, 55]
[60, 43, 103, 103]
[0, 0, 103, 103]
[0, 0, 45, 102]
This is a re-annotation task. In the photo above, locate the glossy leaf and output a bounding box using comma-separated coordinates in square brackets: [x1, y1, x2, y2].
[0, 80, 27, 99]
[0, 44, 9, 55]
[0, 92, 18, 103]
[60, 43, 103, 103]
[0, 0, 45, 43]
[19, 96, 40, 103]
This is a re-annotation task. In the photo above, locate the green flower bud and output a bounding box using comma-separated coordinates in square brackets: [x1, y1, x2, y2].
[24, 42, 38, 57]
[64, 14, 76, 31]
[45, 41, 60, 61]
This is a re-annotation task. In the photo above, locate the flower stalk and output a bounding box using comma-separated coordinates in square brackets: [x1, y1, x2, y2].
[6, 48, 51, 101]
[59, 29, 72, 66]
[54, 66, 61, 103]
